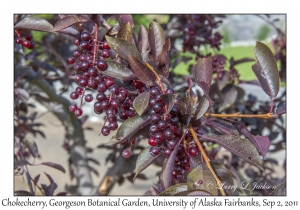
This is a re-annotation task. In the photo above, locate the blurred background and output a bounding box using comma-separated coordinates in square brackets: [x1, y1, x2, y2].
[14, 14, 286, 195]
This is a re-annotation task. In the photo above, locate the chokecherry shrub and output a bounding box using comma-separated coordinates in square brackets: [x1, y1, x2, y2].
[14, 14, 286, 196]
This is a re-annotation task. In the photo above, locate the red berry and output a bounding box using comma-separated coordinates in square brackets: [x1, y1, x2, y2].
[85, 94, 93, 102]
[15, 37, 23, 44]
[25, 34, 33, 41]
[75, 86, 84, 95]
[97, 60, 107, 70]
[103, 40, 110, 50]
[74, 39, 80, 46]
[148, 137, 157, 146]
[150, 146, 160, 156]
[22, 40, 31, 48]
[102, 49, 110, 58]
[69, 104, 77, 112]
[70, 92, 79, 100]
[81, 32, 91, 41]
[122, 149, 132, 159]
[188, 147, 199, 156]
[101, 126, 110, 136]
[67, 57, 76, 64]
[74, 108, 83, 116]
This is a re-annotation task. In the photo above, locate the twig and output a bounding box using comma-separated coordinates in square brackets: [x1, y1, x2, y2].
[145, 62, 165, 93]
[188, 124, 226, 196]
[204, 112, 274, 119]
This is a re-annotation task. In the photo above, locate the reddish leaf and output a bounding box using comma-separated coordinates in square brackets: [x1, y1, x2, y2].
[158, 38, 171, 78]
[127, 54, 156, 86]
[201, 134, 263, 170]
[15, 88, 30, 103]
[133, 91, 150, 116]
[105, 36, 142, 61]
[106, 114, 150, 146]
[53, 15, 89, 32]
[42, 162, 66, 173]
[159, 184, 188, 195]
[57, 27, 80, 38]
[97, 60, 134, 81]
[161, 133, 185, 189]
[193, 58, 213, 97]
[117, 22, 133, 43]
[207, 119, 239, 136]
[88, 158, 100, 165]
[218, 84, 238, 112]
[44, 172, 54, 183]
[194, 95, 210, 120]
[14, 15, 53, 32]
[134, 146, 161, 180]
[189, 154, 203, 170]
[138, 25, 149, 53]
[217, 71, 230, 91]
[148, 21, 165, 61]
[160, 94, 178, 115]
[56, 192, 68, 196]
[237, 124, 270, 157]
[252, 41, 280, 99]
[176, 97, 192, 127]
[211, 161, 235, 195]
[24, 139, 38, 158]
[118, 15, 134, 28]
[33, 174, 40, 185]
[45, 182, 57, 196]
[15, 159, 31, 167]
[276, 101, 286, 115]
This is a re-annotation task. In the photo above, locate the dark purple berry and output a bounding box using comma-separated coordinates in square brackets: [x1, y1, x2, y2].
[74, 39, 80, 46]
[122, 149, 132, 159]
[165, 88, 174, 94]
[75, 87, 84, 95]
[150, 125, 159, 134]
[81, 32, 91, 41]
[116, 93, 126, 102]
[67, 57, 76, 64]
[157, 120, 168, 131]
[96, 93, 106, 102]
[80, 41, 90, 50]
[105, 77, 114, 87]
[94, 102, 102, 111]
[85, 94, 93, 102]
[154, 132, 164, 143]
[163, 149, 172, 157]
[15, 37, 23, 44]
[102, 49, 110, 58]
[22, 40, 31, 48]
[101, 126, 110, 136]
[164, 128, 174, 139]
[88, 67, 98, 77]
[69, 104, 77, 112]
[109, 84, 119, 94]
[152, 103, 163, 113]
[188, 147, 199, 156]
[25, 34, 33, 41]
[126, 109, 136, 118]
[74, 108, 83, 116]
[103, 41, 110, 50]
[97, 60, 107, 70]
[100, 100, 110, 110]
[70, 92, 79, 100]
[150, 146, 160, 156]
[108, 121, 118, 130]
[148, 137, 157, 146]
[150, 113, 161, 123]
[73, 50, 81, 58]
[119, 111, 128, 120]
[150, 87, 160, 96]
[79, 78, 88, 87]
[80, 61, 90, 71]
[97, 82, 107, 93]
[110, 98, 119, 109]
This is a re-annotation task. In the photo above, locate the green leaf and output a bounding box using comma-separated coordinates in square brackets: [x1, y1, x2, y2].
[218, 84, 238, 112]
[127, 54, 156, 86]
[194, 95, 210, 120]
[14, 15, 53, 32]
[252, 41, 280, 99]
[97, 61, 134, 81]
[105, 36, 142, 61]
[24, 139, 38, 158]
[133, 91, 150, 116]
[187, 163, 218, 195]
[159, 184, 188, 195]
[201, 134, 263, 170]
[105, 114, 150, 145]
[148, 21, 165, 61]
[211, 161, 235, 195]
[160, 94, 178, 115]
[134, 146, 161, 180]
[138, 25, 149, 53]
[117, 22, 133, 43]
[53, 15, 89, 32]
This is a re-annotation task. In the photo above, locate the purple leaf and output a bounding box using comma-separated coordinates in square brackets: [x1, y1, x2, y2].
[88, 158, 100, 165]
[105, 36, 142, 61]
[24, 139, 38, 158]
[127, 54, 156, 86]
[117, 22, 133, 43]
[189, 154, 203, 170]
[15, 159, 31, 167]
[53, 15, 89, 32]
[138, 25, 149, 53]
[159, 184, 188, 195]
[193, 58, 213, 98]
[176, 97, 192, 127]
[201, 134, 263, 170]
[105, 114, 150, 146]
[217, 71, 230, 90]
[134, 146, 161, 180]
[133, 91, 150, 116]
[218, 84, 238, 112]
[237, 124, 270, 157]
[97, 60, 134, 81]
[56, 192, 68, 196]
[269, 181, 286, 195]
[158, 38, 171, 78]
[58, 27, 80, 38]
[118, 15, 134, 28]
[33, 174, 40, 185]
[161, 133, 185, 189]
[14, 15, 53, 32]
[45, 182, 57, 196]
[187, 163, 218, 195]
[194, 95, 210, 120]
[252, 41, 280, 99]
[207, 119, 239, 136]
[276, 101, 286, 115]
[42, 162, 66, 173]
[15, 88, 30, 102]
[160, 94, 178, 115]
[211, 161, 234, 195]
[148, 21, 165, 61]
[44, 172, 54, 183]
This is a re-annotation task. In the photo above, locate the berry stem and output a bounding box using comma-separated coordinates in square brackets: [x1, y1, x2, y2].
[93, 23, 99, 66]
[145, 62, 165, 94]
[188, 124, 226, 196]
[204, 112, 274, 119]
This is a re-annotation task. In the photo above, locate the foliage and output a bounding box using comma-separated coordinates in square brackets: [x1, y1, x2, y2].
[14, 14, 286, 196]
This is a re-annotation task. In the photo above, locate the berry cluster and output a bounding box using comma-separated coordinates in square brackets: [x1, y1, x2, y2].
[208, 32, 222, 50]
[14, 29, 35, 50]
